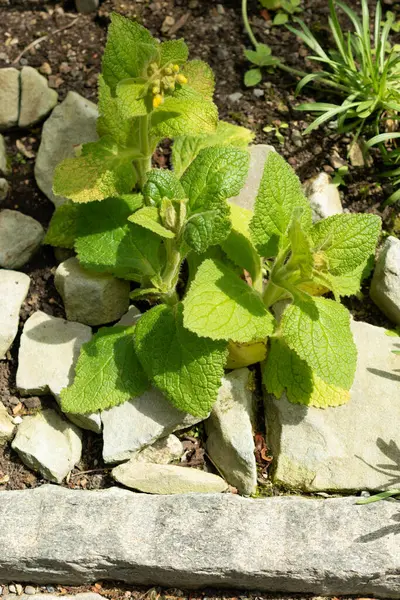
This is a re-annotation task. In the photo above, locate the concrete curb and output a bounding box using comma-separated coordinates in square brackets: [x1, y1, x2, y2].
[0, 486, 398, 597]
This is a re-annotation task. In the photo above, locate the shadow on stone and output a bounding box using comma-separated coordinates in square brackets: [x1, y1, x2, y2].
[355, 512, 400, 543]
[356, 438, 400, 489]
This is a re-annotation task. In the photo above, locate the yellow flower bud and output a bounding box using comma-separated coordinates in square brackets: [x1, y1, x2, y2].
[153, 94, 164, 108]
[173, 64, 180, 73]
[164, 67, 173, 75]
[176, 74, 188, 85]
[152, 84, 160, 94]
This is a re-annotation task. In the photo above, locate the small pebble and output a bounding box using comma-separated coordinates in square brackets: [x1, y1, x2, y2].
[12, 416, 23, 425]
[253, 88, 264, 98]
[16, 584, 23, 595]
[228, 92, 243, 103]
[39, 62, 52, 76]
[46, 587, 55, 593]
[24, 586, 36, 595]
[8, 585, 16, 594]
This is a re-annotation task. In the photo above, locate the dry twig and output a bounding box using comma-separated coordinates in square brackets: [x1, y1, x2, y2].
[12, 17, 80, 65]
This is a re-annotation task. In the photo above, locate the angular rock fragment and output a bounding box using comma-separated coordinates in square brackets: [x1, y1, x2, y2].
[102, 388, 204, 464]
[0, 400, 15, 445]
[0, 68, 19, 130]
[112, 462, 228, 494]
[18, 67, 58, 128]
[0, 210, 44, 269]
[35, 91, 98, 207]
[55, 257, 130, 326]
[11, 409, 82, 483]
[370, 236, 400, 325]
[303, 172, 343, 222]
[0, 269, 30, 359]
[206, 368, 257, 495]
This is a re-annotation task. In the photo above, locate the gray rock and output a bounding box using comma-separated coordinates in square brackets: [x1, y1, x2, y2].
[55, 257, 130, 326]
[0, 269, 30, 359]
[112, 462, 228, 494]
[0, 485, 399, 597]
[303, 172, 343, 222]
[0, 400, 15, 445]
[0, 178, 9, 202]
[205, 369, 257, 495]
[18, 67, 58, 128]
[75, 0, 99, 13]
[0, 134, 8, 175]
[116, 305, 141, 326]
[0, 210, 44, 269]
[131, 434, 184, 465]
[230, 144, 275, 211]
[16, 311, 100, 433]
[24, 586, 36, 595]
[0, 68, 19, 129]
[370, 236, 400, 325]
[11, 409, 82, 483]
[348, 141, 365, 167]
[265, 320, 400, 492]
[102, 388, 204, 464]
[228, 92, 243, 103]
[35, 91, 98, 207]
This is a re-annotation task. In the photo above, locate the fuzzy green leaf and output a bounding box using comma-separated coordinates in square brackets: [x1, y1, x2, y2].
[75, 195, 163, 282]
[143, 169, 186, 205]
[97, 76, 139, 147]
[181, 146, 250, 211]
[60, 325, 149, 414]
[172, 121, 254, 178]
[128, 206, 175, 239]
[150, 96, 218, 140]
[250, 151, 312, 257]
[134, 303, 227, 417]
[44, 203, 80, 249]
[222, 202, 262, 282]
[311, 213, 381, 275]
[53, 137, 137, 203]
[159, 39, 189, 68]
[183, 258, 275, 342]
[180, 60, 215, 101]
[102, 13, 158, 92]
[184, 197, 231, 254]
[115, 78, 149, 119]
[263, 337, 350, 407]
[281, 295, 357, 389]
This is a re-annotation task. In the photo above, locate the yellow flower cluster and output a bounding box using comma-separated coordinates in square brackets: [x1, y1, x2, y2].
[148, 62, 188, 108]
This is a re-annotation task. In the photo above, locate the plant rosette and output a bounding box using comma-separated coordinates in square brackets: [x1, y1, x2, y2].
[45, 13, 381, 420]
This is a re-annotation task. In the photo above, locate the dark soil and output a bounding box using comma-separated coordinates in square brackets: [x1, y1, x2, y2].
[0, 0, 398, 491]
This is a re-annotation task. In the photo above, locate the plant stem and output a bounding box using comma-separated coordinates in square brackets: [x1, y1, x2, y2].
[161, 239, 182, 303]
[263, 280, 286, 309]
[242, 0, 258, 49]
[135, 114, 152, 190]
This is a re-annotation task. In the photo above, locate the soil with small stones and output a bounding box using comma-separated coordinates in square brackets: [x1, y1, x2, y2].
[0, 0, 398, 492]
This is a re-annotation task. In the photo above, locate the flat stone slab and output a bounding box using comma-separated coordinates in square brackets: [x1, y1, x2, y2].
[265, 320, 400, 492]
[0, 485, 399, 597]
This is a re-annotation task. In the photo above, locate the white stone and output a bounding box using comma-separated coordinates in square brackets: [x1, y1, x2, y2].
[116, 305, 141, 326]
[0, 486, 399, 596]
[0, 400, 15, 445]
[0, 134, 8, 175]
[112, 462, 228, 494]
[102, 387, 204, 464]
[229, 144, 275, 211]
[35, 91, 98, 207]
[0, 210, 44, 269]
[0, 68, 19, 130]
[11, 409, 82, 483]
[16, 311, 100, 433]
[205, 369, 257, 495]
[18, 67, 58, 128]
[0, 269, 30, 359]
[303, 172, 343, 222]
[132, 434, 184, 464]
[0, 178, 9, 202]
[370, 236, 400, 326]
[265, 320, 400, 492]
[55, 257, 129, 326]
[348, 141, 365, 167]
[75, 0, 99, 13]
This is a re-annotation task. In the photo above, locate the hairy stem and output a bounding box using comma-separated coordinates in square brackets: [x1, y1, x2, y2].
[135, 114, 152, 190]
[161, 239, 182, 302]
[263, 280, 286, 309]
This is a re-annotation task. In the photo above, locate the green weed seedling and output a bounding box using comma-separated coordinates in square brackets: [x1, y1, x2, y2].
[46, 14, 381, 419]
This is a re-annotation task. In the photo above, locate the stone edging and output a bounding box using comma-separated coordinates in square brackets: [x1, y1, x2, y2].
[0, 486, 398, 597]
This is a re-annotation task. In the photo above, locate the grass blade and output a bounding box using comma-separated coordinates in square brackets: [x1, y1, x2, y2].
[366, 132, 400, 148]
[356, 489, 400, 504]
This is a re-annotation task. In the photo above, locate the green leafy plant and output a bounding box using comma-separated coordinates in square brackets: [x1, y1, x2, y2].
[46, 14, 381, 420]
[260, 0, 302, 26]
